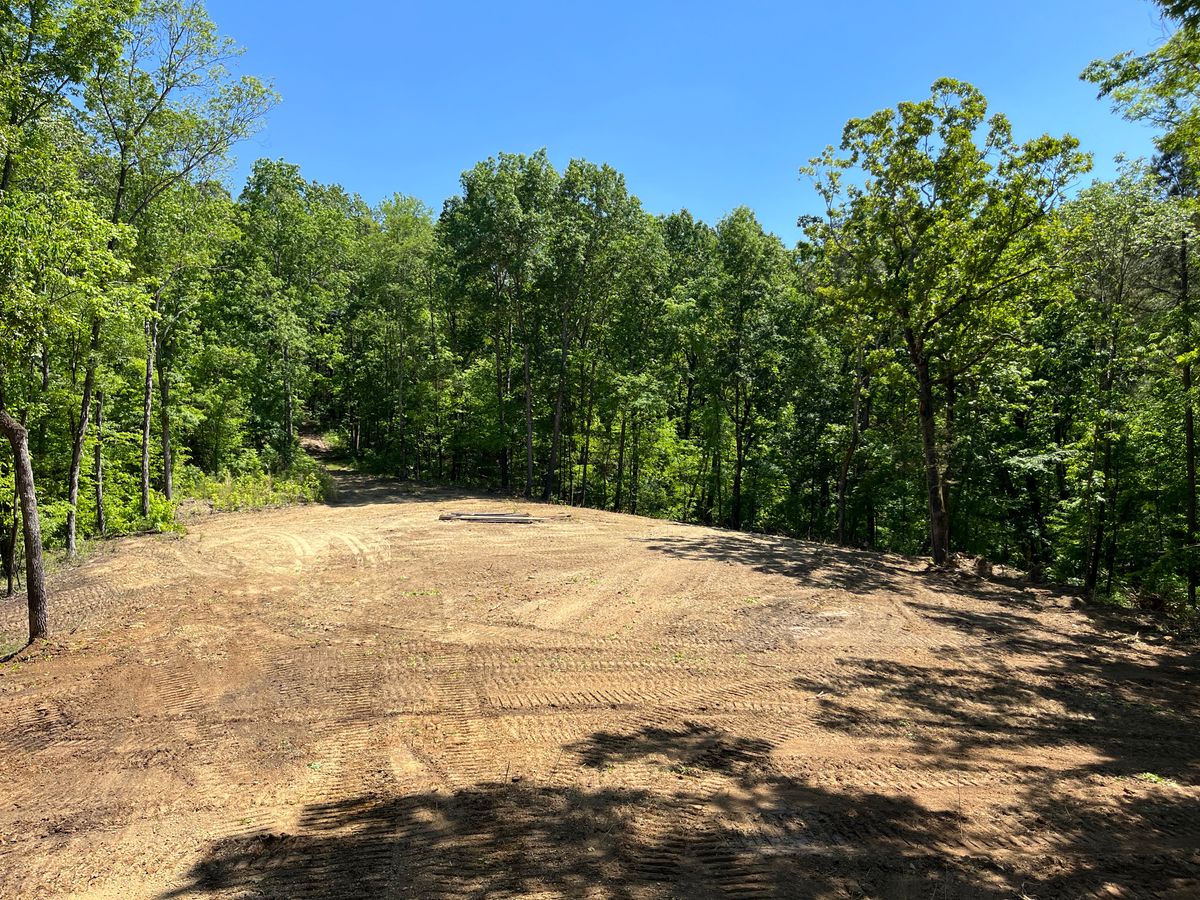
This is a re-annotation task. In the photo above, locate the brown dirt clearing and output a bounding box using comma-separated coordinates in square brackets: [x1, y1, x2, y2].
[1, 467, 1198, 898]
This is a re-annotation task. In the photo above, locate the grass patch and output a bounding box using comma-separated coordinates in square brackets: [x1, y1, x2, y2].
[1134, 771, 1178, 786]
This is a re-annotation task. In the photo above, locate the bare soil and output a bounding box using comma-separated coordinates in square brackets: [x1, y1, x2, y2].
[1, 467, 1198, 899]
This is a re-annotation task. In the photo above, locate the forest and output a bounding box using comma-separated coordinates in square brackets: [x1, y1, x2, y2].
[3, 0, 1200, 643]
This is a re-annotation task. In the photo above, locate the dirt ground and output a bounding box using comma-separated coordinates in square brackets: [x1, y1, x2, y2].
[0, 467, 1198, 899]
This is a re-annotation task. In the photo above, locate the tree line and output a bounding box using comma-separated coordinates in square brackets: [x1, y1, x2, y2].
[2, 0, 1199, 645]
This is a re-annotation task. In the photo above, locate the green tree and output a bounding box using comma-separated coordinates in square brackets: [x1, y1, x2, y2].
[0, 0, 131, 191]
[0, 189, 128, 640]
[63, 0, 274, 554]
[440, 151, 558, 495]
[1084, 2, 1200, 173]
[803, 79, 1090, 564]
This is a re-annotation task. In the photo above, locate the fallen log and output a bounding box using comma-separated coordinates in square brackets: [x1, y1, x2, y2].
[438, 510, 571, 523]
[439, 511, 540, 523]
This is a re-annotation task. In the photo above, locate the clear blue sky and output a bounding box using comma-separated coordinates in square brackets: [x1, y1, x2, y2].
[207, 0, 1165, 242]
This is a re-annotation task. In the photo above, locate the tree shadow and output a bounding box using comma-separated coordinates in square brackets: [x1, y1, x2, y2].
[162, 722, 1200, 899]
[160, 777, 1001, 898]
[568, 721, 774, 779]
[631, 532, 911, 595]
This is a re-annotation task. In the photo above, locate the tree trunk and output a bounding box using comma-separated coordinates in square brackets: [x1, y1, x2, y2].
[906, 330, 950, 566]
[141, 314, 157, 518]
[282, 341, 294, 466]
[66, 317, 101, 558]
[1182, 232, 1197, 605]
[397, 301, 407, 475]
[0, 410, 47, 641]
[158, 355, 173, 500]
[630, 412, 641, 516]
[837, 367, 864, 544]
[613, 411, 627, 512]
[1084, 438, 1113, 599]
[494, 321, 509, 490]
[94, 392, 106, 537]
[940, 373, 957, 549]
[1, 471, 14, 597]
[522, 339, 534, 498]
[731, 428, 745, 530]
[542, 334, 569, 501]
[578, 357, 598, 507]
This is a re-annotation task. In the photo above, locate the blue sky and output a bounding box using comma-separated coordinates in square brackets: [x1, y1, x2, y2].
[207, 0, 1166, 242]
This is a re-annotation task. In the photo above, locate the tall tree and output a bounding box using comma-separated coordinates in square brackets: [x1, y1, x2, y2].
[0, 189, 127, 641]
[440, 151, 558, 495]
[803, 79, 1090, 564]
[65, 0, 273, 554]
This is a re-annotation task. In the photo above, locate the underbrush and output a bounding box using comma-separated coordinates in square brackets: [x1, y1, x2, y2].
[176, 454, 333, 512]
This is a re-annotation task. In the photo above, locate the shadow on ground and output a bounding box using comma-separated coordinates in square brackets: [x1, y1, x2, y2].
[163, 719, 1200, 899]
[631, 532, 913, 596]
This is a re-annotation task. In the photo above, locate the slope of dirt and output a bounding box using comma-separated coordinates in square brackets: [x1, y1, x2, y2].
[0, 468, 1198, 899]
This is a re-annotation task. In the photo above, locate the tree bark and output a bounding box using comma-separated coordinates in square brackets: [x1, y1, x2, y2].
[837, 367, 864, 544]
[66, 317, 101, 558]
[731, 426, 745, 529]
[1084, 437, 1113, 599]
[522, 338, 534, 498]
[1, 472, 14, 597]
[282, 341, 294, 466]
[906, 328, 950, 565]
[141, 313, 158, 518]
[493, 320, 509, 490]
[1181, 232, 1197, 605]
[542, 332, 570, 501]
[629, 412, 641, 516]
[578, 356, 598, 507]
[613, 411, 627, 512]
[0, 410, 48, 641]
[94, 392, 106, 537]
[158, 354, 173, 500]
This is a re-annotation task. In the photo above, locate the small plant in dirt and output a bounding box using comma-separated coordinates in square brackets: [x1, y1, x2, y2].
[1134, 772, 1177, 786]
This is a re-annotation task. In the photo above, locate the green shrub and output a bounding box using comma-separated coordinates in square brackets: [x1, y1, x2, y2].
[176, 457, 330, 512]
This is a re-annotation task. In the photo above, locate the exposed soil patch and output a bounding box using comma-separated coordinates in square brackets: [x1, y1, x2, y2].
[1, 468, 1197, 898]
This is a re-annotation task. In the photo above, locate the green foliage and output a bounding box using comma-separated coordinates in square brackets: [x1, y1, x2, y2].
[176, 455, 329, 512]
[1084, 8, 1200, 172]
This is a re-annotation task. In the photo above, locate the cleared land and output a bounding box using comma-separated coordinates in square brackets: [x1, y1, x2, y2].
[0, 468, 1198, 899]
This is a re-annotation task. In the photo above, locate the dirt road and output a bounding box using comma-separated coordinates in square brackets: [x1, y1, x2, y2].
[0, 468, 1197, 898]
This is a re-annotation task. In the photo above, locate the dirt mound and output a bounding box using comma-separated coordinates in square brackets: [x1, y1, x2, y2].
[0, 470, 1197, 898]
